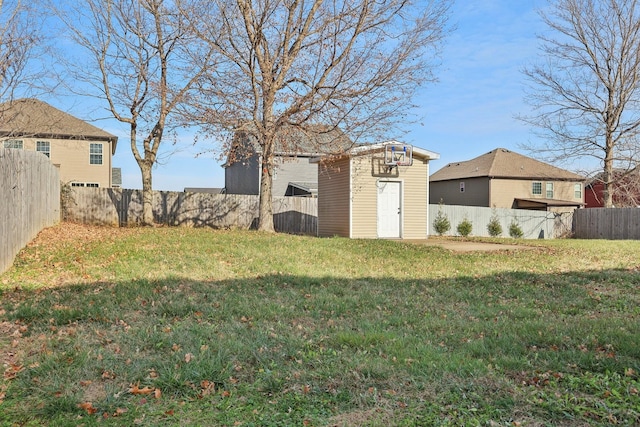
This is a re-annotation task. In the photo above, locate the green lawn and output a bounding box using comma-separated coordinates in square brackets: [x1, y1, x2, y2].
[1, 224, 639, 426]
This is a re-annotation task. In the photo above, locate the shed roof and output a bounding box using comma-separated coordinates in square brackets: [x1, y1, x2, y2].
[430, 148, 584, 182]
[312, 140, 440, 163]
[0, 98, 118, 153]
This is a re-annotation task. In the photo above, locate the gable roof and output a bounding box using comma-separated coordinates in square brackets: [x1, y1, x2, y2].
[0, 99, 118, 154]
[350, 141, 440, 160]
[430, 148, 584, 182]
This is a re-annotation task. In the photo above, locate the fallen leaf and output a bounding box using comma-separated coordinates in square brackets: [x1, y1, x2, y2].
[154, 388, 161, 399]
[114, 407, 128, 416]
[78, 402, 98, 414]
[129, 384, 154, 395]
[184, 353, 194, 363]
[80, 380, 93, 387]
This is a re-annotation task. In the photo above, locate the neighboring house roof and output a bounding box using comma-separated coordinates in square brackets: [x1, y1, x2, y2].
[514, 198, 585, 208]
[430, 148, 584, 182]
[225, 124, 353, 167]
[0, 98, 118, 154]
[288, 181, 318, 195]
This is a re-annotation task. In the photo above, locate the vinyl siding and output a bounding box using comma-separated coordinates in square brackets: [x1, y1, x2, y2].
[273, 157, 318, 196]
[11, 137, 112, 187]
[490, 179, 584, 208]
[401, 158, 429, 239]
[429, 177, 490, 207]
[317, 158, 350, 237]
[351, 155, 378, 238]
[225, 153, 260, 195]
[351, 154, 429, 239]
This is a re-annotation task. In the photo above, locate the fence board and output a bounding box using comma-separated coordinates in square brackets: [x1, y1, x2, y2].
[0, 148, 60, 273]
[574, 208, 640, 239]
[63, 187, 318, 235]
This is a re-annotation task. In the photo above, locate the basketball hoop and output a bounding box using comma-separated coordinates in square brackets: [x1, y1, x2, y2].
[384, 143, 413, 172]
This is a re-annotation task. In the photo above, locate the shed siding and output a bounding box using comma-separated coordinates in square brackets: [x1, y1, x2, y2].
[402, 159, 429, 239]
[351, 155, 379, 238]
[318, 158, 350, 237]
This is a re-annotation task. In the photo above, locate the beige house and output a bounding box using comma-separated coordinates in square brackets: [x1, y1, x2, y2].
[429, 148, 585, 212]
[315, 142, 440, 239]
[0, 99, 118, 188]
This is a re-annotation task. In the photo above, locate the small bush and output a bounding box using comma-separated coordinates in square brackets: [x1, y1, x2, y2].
[433, 204, 451, 236]
[509, 220, 524, 239]
[457, 218, 472, 237]
[487, 215, 503, 237]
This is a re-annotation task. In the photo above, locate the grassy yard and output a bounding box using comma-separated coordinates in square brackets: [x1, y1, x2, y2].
[1, 223, 639, 426]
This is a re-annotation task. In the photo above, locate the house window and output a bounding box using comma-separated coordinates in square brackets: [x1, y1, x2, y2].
[90, 143, 103, 165]
[459, 182, 465, 193]
[546, 182, 554, 198]
[4, 139, 23, 149]
[86, 183, 99, 188]
[574, 183, 582, 199]
[71, 182, 85, 187]
[36, 141, 50, 158]
[532, 182, 542, 195]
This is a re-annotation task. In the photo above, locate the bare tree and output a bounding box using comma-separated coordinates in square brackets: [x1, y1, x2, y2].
[56, 0, 214, 225]
[180, 0, 451, 231]
[0, 0, 46, 105]
[521, 0, 640, 207]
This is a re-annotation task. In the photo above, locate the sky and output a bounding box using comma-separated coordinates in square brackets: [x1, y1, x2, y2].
[47, 0, 550, 192]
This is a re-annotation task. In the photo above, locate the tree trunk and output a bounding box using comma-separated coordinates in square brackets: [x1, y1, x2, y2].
[140, 161, 154, 226]
[257, 139, 275, 232]
[603, 134, 614, 208]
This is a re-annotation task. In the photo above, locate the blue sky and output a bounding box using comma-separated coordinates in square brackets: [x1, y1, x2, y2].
[51, 0, 549, 191]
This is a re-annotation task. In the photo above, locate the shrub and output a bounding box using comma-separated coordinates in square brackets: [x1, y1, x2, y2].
[433, 204, 451, 236]
[509, 220, 524, 239]
[487, 215, 503, 237]
[457, 218, 472, 237]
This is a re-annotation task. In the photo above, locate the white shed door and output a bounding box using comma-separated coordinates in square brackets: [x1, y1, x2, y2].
[377, 181, 401, 238]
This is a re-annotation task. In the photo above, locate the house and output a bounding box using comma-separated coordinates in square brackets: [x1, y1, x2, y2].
[314, 141, 440, 239]
[223, 125, 352, 197]
[429, 148, 585, 212]
[0, 98, 118, 188]
[585, 169, 640, 207]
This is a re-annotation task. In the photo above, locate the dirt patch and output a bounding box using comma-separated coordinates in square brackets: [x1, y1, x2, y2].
[404, 238, 538, 253]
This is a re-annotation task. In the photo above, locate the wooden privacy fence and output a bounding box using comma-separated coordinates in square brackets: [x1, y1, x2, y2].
[63, 187, 318, 235]
[0, 148, 60, 273]
[573, 208, 640, 239]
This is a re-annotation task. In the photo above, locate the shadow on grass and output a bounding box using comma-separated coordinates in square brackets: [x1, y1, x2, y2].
[1, 269, 639, 426]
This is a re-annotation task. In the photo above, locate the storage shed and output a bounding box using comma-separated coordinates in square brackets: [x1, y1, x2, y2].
[314, 142, 440, 239]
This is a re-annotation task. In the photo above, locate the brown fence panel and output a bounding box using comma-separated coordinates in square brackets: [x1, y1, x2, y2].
[0, 148, 60, 273]
[574, 208, 640, 239]
[63, 187, 318, 235]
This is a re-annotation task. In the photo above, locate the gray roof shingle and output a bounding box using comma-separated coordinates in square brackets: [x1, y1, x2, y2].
[0, 99, 118, 153]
